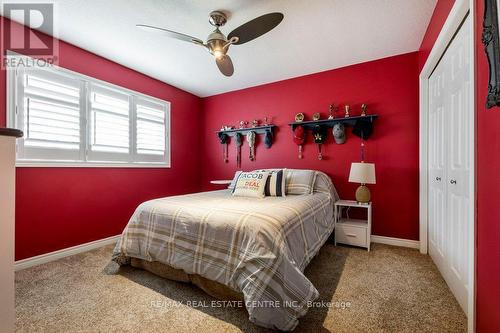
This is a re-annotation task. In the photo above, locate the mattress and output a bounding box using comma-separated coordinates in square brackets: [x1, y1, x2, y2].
[112, 171, 338, 331]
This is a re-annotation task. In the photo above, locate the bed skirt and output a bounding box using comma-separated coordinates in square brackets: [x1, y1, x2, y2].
[130, 258, 244, 301]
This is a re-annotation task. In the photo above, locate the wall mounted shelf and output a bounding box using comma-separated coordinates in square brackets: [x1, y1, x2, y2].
[216, 125, 276, 137]
[288, 115, 378, 130]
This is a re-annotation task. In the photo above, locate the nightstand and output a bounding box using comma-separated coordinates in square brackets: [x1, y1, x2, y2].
[334, 200, 372, 251]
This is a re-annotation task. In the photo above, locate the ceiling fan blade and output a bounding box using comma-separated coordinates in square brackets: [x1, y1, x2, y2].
[216, 55, 234, 77]
[136, 24, 204, 45]
[228, 12, 284, 45]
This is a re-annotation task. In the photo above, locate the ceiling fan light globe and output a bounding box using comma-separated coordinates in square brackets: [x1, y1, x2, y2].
[213, 50, 224, 59]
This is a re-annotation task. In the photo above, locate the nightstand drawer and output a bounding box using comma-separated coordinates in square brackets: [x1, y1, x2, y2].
[336, 224, 367, 247]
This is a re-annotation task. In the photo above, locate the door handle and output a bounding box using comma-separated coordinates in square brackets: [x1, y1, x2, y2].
[436, 177, 441, 181]
[450, 179, 457, 184]
[346, 234, 357, 238]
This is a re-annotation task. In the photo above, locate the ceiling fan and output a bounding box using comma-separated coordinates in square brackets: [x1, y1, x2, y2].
[137, 11, 284, 77]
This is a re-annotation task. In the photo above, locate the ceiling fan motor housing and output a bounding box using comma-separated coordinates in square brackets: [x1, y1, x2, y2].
[209, 11, 227, 27]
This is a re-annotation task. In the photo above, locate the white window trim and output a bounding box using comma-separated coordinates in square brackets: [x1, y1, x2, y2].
[6, 52, 171, 168]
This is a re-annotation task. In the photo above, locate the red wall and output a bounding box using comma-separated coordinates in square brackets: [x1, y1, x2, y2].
[418, 0, 456, 72]
[0, 18, 203, 260]
[475, 1, 500, 331]
[201, 52, 420, 241]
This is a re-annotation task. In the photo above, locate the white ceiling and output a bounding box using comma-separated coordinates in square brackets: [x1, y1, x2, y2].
[2, 0, 437, 97]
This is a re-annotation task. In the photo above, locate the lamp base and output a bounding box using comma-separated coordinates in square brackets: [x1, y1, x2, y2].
[355, 185, 371, 203]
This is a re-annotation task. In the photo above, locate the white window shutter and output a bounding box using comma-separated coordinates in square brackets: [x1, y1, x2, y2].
[87, 84, 131, 162]
[17, 68, 82, 161]
[136, 97, 167, 158]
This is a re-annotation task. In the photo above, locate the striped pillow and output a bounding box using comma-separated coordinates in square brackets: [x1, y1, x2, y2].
[264, 169, 286, 197]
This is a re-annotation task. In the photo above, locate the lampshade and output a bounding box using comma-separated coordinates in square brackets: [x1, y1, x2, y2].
[349, 162, 376, 184]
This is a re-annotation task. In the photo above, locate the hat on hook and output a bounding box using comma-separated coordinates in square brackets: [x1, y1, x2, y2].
[293, 125, 305, 145]
[312, 125, 326, 144]
[218, 132, 229, 144]
[333, 123, 346, 144]
[264, 130, 273, 148]
[352, 119, 373, 140]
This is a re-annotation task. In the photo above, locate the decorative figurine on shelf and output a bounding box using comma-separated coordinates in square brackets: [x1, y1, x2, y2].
[239, 121, 248, 129]
[252, 119, 259, 128]
[293, 125, 306, 159]
[263, 116, 269, 126]
[312, 113, 321, 121]
[361, 103, 367, 116]
[333, 123, 346, 144]
[344, 105, 350, 118]
[328, 104, 335, 119]
[295, 113, 304, 122]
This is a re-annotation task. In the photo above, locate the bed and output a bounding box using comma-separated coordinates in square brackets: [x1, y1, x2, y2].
[112, 170, 338, 331]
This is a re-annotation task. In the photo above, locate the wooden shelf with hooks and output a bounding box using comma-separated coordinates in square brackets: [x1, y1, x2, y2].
[216, 125, 276, 137]
[288, 115, 378, 130]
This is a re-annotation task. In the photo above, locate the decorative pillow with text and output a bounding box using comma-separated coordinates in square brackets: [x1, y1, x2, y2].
[232, 171, 270, 198]
[228, 171, 243, 191]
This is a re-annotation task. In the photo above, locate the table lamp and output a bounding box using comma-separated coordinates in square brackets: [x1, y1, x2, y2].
[349, 162, 376, 203]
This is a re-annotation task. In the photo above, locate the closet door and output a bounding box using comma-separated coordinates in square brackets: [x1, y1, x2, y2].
[444, 14, 471, 312]
[428, 52, 447, 283]
[428, 15, 471, 314]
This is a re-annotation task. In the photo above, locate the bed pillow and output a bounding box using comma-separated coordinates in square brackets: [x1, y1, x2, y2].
[264, 169, 286, 197]
[232, 171, 270, 198]
[228, 171, 243, 190]
[285, 169, 317, 195]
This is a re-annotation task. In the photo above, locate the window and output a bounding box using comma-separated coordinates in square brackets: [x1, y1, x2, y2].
[8, 56, 170, 167]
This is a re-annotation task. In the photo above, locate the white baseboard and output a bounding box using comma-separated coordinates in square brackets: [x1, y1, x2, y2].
[15, 235, 121, 271]
[14, 234, 418, 271]
[371, 235, 420, 249]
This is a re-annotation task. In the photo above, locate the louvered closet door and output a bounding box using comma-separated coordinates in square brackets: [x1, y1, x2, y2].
[428, 15, 471, 314]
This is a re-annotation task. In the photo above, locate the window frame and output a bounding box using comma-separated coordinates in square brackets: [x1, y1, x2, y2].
[6, 52, 171, 168]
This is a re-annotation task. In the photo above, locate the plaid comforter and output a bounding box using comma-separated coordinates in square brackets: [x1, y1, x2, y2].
[113, 171, 338, 331]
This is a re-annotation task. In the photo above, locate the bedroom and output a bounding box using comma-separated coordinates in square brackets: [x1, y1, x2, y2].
[0, 0, 498, 332]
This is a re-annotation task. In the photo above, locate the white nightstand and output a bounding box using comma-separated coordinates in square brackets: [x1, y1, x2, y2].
[334, 200, 372, 251]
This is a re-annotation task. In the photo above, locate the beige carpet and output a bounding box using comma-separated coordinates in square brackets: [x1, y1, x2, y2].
[15, 243, 466, 333]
